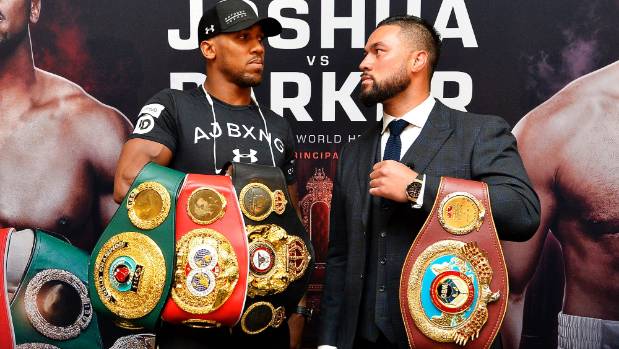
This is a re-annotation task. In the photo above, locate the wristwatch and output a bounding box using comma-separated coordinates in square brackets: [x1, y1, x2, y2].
[405, 175, 424, 203]
[295, 306, 313, 322]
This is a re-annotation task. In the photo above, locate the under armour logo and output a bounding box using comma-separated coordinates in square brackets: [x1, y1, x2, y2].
[204, 24, 215, 35]
[233, 149, 258, 163]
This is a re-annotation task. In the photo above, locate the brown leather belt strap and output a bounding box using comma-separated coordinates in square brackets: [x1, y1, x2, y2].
[400, 177, 508, 349]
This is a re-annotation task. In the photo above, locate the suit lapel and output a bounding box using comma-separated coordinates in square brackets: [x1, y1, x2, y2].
[400, 100, 453, 174]
[357, 122, 382, 230]
[381, 101, 453, 223]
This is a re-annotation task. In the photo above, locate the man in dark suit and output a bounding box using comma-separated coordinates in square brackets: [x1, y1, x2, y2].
[318, 15, 541, 349]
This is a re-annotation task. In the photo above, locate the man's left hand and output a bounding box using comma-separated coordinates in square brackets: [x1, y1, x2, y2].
[288, 313, 305, 349]
[369, 160, 418, 202]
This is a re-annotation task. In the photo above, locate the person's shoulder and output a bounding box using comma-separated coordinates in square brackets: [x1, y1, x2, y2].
[145, 87, 197, 106]
[436, 101, 509, 132]
[35, 69, 130, 128]
[261, 107, 294, 129]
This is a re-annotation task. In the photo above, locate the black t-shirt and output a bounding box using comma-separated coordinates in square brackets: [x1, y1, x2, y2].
[129, 87, 296, 183]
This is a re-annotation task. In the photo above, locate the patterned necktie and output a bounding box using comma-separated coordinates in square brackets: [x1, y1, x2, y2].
[383, 119, 409, 161]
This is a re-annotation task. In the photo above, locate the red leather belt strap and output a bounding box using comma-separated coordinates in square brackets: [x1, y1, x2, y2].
[161, 174, 248, 327]
[0, 228, 15, 349]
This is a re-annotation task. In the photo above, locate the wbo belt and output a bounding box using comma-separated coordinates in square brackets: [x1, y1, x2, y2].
[89, 162, 185, 330]
[226, 162, 314, 335]
[161, 174, 248, 328]
[399, 177, 508, 348]
[5, 228, 102, 349]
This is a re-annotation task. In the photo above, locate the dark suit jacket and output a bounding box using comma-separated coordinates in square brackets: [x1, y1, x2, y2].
[319, 100, 541, 349]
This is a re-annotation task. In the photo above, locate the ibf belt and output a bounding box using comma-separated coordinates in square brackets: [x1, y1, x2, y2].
[400, 177, 508, 348]
[9, 230, 102, 349]
[89, 162, 185, 330]
[161, 174, 248, 328]
[1, 228, 16, 349]
[226, 162, 314, 334]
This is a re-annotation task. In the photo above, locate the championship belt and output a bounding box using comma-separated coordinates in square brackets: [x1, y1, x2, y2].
[161, 174, 248, 327]
[8, 229, 102, 349]
[89, 162, 185, 330]
[1, 228, 16, 349]
[400, 177, 508, 348]
[226, 162, 314, 335]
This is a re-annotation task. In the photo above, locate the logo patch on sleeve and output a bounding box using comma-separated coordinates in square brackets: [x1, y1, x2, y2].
[138, 103, 165, 118]
[133, 115, 155, 134]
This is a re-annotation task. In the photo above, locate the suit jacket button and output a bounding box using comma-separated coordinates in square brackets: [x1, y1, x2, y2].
[380, 231, 386, 238]
[360, 273, 364, 279]
[379, 257, 386, 265]
[378, 285, 385, 292]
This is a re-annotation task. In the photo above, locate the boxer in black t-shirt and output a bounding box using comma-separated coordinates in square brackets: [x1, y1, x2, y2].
[114, 1, 307, 348]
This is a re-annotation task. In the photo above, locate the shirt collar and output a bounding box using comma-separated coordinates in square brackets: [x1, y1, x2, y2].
[381, 96, 436, 134]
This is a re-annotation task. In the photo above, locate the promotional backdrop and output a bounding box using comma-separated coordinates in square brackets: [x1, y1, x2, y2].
[3, 0, 618, 348]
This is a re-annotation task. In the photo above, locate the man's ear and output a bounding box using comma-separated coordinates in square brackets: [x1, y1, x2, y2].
[200, 40, 216, 60]
[410, 51, 429, 73]
[30, 0, 41, 24]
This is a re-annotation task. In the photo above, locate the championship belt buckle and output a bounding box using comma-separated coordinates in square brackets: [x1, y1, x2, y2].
[438, 192, 485, 235]
[127, 181, 171, 230]
[400, 177, 508, 348]
[171, 228, 239, 315]
[246, 224, 311, 297]
[406, 240, 500, 345]
[186, 187, 226, 225]
[161, 174, 248, 328]
[240, 301, 286, 335]
[24, 269, 93, 341]
[93, 232, 166, 326]
[239, 183, 287, 221]
[9, 229, 103, 348]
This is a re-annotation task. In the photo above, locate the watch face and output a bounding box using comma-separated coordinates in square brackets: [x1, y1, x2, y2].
[407, 181, 422, 201]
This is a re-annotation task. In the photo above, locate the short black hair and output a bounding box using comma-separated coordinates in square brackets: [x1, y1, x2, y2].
[377, 15, 442, 75]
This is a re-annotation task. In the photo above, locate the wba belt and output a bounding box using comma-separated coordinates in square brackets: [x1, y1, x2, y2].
[400, 177, 508, 348]
[9, 229, 102, 349]
[89, 162, 184, 330]
[226, 162, 314, 335]
[1, 228, 16, 349]
[161, 174, 248, 327]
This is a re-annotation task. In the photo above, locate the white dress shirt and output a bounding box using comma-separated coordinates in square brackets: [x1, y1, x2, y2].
[318, 97, 436, 349]
[379, 95, 434, 208]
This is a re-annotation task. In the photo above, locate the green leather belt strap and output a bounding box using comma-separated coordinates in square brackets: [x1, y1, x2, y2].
[226, 162, 315, 329]
[89, 162, 185, 330]
[11, 230, 102, 349]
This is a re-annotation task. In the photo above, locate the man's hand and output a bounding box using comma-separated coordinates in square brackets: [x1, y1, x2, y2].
[369, 160, 418, 202]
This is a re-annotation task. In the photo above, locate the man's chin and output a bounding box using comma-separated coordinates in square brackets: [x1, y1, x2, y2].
[359, 91, 381, 107]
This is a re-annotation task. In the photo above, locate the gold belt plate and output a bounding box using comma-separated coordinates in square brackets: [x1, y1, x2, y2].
[171, 228, 239, 314]
[239, 183, 287, 221]
[93, 232, 166, 320]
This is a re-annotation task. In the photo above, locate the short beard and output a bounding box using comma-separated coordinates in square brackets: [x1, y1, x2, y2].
[232, 72, 262, 88]
[0, 26, 29, 59]
[358, 63, 410, 107]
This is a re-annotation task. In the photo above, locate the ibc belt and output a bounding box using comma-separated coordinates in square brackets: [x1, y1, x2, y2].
[10, 229, 102, 349]
[161, 174, 248, 328]
[89, 162, 185, 330]
[226, 162, 314, 335]
[399, 177, 508, 349]
[1, 228, 16, 349]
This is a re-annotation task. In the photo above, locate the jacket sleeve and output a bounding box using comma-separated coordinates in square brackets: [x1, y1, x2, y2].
[423, 117, 540, 242]
[318, 144, 350, 346]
